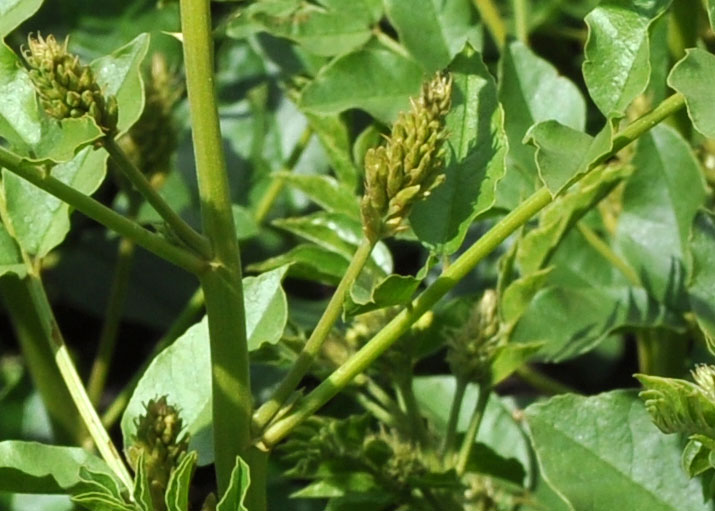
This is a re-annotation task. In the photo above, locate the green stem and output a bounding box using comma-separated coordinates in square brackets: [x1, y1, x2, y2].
[252, 237, 375, 432]
[515, 365, 578, 395]
[636, 328, 688, 377]
[0, 276, 87, 444]
[87, 204, 140, 406]
[576, 222, 641, 286]
[512, 0, 529, 43]
[355, 393, 397, 426]
[472, 0, 507, 49]
[0, 146, 207, 274]
[25, 272, 133, 489]
[440, 377, 467, 461]
[101, 288, 205, 428]
[259, 93, 687, 447]
[104, 137, 211, 258]
[253, 126, 313, 224]
[396, 375, 430, 448]
[373, 26, 412, 58]
[455, 384, 491, 476]
[179, 0, 253, 498]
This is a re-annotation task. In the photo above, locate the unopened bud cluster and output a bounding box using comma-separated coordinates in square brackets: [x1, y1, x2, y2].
[447, 290, 501, 383]
[128, 396, 188, 511]
[119, 54, 182, 178]
[361, 73, 452, 242]
[22, 34, 118, 134]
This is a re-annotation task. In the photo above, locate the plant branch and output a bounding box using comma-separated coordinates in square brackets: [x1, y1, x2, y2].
[472, 0, 507, 49]
[25, 271, 133, 489]
[253, 236, 375, 431]
[440, 376, 467, 461]
[515, 365, 578, 395]
[259, 93, 687, 447]
[455, 384, 491, 476]
[512, 0, 529, 43]
[0, 146, 207, 274]
[87, 202, 140, 406]
[576, 222, 641, 286]
[253, 126, 313, 224]
[179, 0, 253, 498]
[103, 137, 211, 258]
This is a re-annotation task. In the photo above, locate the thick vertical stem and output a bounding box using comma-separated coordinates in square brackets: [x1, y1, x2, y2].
[178, 0, 255, 501]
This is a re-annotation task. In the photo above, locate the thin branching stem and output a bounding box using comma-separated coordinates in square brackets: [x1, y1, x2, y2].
[455, 384, 491, 476]
[259, 93, 687, 447]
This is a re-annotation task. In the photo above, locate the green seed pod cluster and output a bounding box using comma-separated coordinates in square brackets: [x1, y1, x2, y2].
[446, 290, 501, 383]
[119, 53, 182, 178]
[127, 396, 188, 511]
[22, 34, 118, 134]
[361, 73, 452, 242]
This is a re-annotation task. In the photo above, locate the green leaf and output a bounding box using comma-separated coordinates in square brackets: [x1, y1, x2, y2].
[247, 244, 349, 286]
[300, 47, 424, 124]
[615, 125, 706, 306]
[511, 227, 685, 361]
[123, 268, 288, 465]
[688, 211, 715, 352]
[226, 0, 376, 57]
[526, 391, 711, 511]
[72, 468, 133, 511]
[0, 221, 25, 278]
[291, 473, 377, 498]
[516, 163, 631, 275]
[582, 0, 671, 117]
[2, 146, 108, 258]
[272, 211, 392, 273]
[277, 172, 360, 218]
[305, 112, 359, 189]
[232, 204, 259, 241]
[668, 48, 715, 138]
[0, 440, 113, 494]
[216, 456, 250, 511]
[708, 1, 715, 32]
[464, 443, 526, 485]
[526, 119, 614, 195]
[132, 451, 154, 511]
[489, 342, 544, 386]
[90, 32, 150, 134]
[410, 46, 507, 254]
[346, 255, 435, 316]
[165, 452, 197, 511]
[121, 317, 213, 465]
[0, 0, 43, 38]
[383, 0, 480, 72]
[243, 265, 289, 351]
[636, 373, 715, 438]
[413, 375, 532, 485]
[496, 41, 587, 210]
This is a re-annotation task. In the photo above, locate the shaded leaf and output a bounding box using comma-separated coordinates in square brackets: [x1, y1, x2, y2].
[525, 119, 614, 195]
[465, 443, 526, 485]
[277, 172, 360, 218]
[225, 0, 376, 57]
[0, 221, 25, 278]
[668, 48, 715, 138]
[516, 162, 631, 275]
[384, 0, 480, 72]
[272, 211, 392, 273]
[496, 41, 587, 209]
[688, 211, 715, 352]
[3, 146, 108, 258]
[305, 112, 359, 188]
[510, 228, 685, 361]
[0, 0, 43, 38]
[526, 391, 710, 511]
[582, 0, 671, 117]
[410, 46, 507, 254]
[247, 244, 349, 285]
[615, 124, 706, 307]
[300, 47, 424, 124]
[0, 441, 113, 494]
[413, 375, 532, 485]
